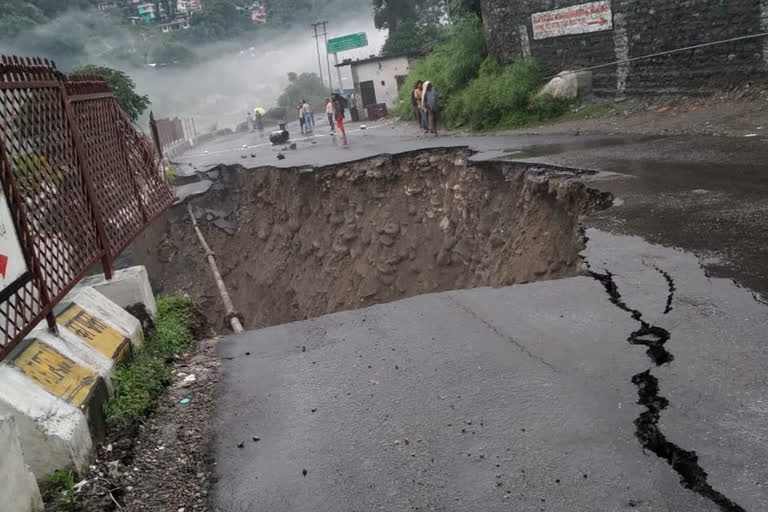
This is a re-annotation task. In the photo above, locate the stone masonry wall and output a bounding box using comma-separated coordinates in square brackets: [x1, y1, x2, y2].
[480, 0, 768, 95]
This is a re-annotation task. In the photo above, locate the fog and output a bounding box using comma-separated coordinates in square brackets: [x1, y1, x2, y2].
[2, 9, 386, 130]
[131, 16, 387, 129]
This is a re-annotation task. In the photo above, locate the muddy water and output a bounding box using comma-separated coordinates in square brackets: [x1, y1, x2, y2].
[134, 148, 612, 330]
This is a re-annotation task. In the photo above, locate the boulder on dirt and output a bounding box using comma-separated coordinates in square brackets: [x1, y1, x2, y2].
[537, 71, 593, 100]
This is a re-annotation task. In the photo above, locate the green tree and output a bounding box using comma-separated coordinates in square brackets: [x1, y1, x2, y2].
[278, 72, 327, 112]
[267, 0, 312, 27]
[382, 19, 445, 56]
[448, 0, 482, 19]
[372, 0, 416, 31]
[70, 65, 150, 121]
[184, 0, 252, 42]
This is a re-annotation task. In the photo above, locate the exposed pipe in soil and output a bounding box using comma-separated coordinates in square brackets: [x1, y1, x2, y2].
[187, 203, 244, 333]
[138, 149, 614, 330]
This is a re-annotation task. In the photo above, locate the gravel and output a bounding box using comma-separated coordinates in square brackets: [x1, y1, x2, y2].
[77, 337, 221, 512]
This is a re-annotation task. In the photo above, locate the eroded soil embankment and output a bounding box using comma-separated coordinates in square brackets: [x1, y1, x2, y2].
[134, 148, 612, 330]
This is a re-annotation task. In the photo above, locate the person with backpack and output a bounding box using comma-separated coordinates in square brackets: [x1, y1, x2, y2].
[420, 81, 431, 133]
[332, 93, 347, 144]
[424, 82, 439, 136]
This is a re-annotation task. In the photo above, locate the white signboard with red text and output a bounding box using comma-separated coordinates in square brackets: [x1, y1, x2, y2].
[0, 190, 29, 292]
[531, 1, 613, 40]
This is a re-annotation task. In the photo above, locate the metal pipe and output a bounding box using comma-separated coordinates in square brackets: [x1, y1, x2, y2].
[186, 203, 244, 333]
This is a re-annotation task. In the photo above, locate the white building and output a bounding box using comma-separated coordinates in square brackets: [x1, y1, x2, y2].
[337, 55, 410, 121]
[177, 0, 202, 13]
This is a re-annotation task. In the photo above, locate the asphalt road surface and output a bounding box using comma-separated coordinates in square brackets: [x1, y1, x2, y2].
[173, 121, 768, 511]
[213, 231, 767, 511]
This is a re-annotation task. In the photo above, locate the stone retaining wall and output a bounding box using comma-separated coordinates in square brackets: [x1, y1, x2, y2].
[480, 0, 768, 94]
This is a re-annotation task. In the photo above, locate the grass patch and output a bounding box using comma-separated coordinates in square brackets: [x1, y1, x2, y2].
[164, 164, 177, 185]
[104, 296, 198, 428]
[45, 469, 77, 512]
[446, 57, 572, 131]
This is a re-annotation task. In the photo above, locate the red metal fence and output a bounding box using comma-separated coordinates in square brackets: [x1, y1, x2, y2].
[0, 55, 175, 359]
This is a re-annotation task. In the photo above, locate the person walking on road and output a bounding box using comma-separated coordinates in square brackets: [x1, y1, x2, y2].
[332, 93, 347, 144]
[298, 102, 306, 135]
[424, 82, 439, 136]
[302, 99, 313, 135]
[325, 98, 335, 133]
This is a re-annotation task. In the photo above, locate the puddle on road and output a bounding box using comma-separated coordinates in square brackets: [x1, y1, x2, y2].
[501, 136, 659, 160]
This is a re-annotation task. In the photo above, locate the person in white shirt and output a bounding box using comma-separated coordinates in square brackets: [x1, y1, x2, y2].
[325, 98, 335, 133]
[302, 100, 313, 134]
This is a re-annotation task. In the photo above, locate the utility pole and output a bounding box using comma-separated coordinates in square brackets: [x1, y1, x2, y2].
[317, 21, 335, 95]
[311, 22, 325, 86]
[333, 52, 344, 95]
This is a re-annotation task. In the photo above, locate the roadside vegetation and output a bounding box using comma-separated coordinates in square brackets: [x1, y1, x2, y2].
[42, 296, 201, 510]
[104, 295, 199, 428]
[45, 469, 77, 512]
[395, 16, 571, 131]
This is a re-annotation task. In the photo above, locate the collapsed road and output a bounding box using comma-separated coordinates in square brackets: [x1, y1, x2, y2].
[133, 129, 768, 511]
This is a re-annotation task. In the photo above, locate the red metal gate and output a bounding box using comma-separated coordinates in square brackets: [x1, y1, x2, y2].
[0, 55, 174, 359]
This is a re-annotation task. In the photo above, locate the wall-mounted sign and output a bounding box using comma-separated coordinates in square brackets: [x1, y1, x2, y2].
[532, 1, 613, 40]
[0, 189, 31, 302]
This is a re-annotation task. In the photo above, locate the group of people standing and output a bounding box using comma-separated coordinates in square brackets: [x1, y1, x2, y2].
[296, 96, 348, 143]
[298, 100, 314, 135]
[411, 80, 439, 136]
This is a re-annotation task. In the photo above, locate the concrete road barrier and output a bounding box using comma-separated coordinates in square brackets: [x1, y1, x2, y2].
[0, 414, 44, 512]
[77, 266, 157, 318]
[0, 266, 152, 480]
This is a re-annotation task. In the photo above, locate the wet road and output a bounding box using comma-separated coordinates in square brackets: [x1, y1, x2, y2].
[213, 231, 768, 511]
[174, 122, 768, 511]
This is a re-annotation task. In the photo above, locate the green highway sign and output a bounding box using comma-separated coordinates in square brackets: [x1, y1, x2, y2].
[327, 32, 368, 54]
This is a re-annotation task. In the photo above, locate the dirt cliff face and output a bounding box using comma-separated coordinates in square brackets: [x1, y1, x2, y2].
[134, 148, 612, 330]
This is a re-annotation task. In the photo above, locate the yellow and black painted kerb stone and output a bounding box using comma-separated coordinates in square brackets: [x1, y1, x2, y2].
[57, 303, 132, 361]
[9, 339, 99, 407]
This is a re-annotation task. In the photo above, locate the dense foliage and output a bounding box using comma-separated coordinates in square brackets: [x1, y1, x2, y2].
[70, 65, 150, 120]
[395, 16, 487, 112]
[375, 0, 483, 56]
[396, 16, 570, 130]
[277, 72, 329, 114]
[0, 0, 101, 37]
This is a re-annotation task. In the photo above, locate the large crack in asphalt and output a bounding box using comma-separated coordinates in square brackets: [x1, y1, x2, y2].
[590, 270, 746, 512]
[652, 265, 676, 315]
